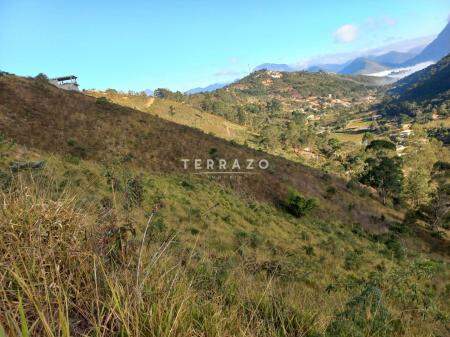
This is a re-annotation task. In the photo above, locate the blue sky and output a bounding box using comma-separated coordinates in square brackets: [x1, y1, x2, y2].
[1, 0, 449, 91]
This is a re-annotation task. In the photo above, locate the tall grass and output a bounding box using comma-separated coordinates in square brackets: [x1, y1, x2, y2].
[0, 178, 194, 336]
[0, 176, 323, 336]
[0, 171, 448, 336]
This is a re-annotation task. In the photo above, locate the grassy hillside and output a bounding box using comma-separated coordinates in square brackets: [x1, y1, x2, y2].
[0, 73, 400, 226]
[0, 73, 449, 336]
[85, 90, 253, 143]
[1, 133, 449, 337]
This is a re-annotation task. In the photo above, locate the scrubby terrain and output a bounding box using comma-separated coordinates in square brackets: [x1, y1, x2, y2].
[0, 72, 449, 336]
[85, 89, 252, 143]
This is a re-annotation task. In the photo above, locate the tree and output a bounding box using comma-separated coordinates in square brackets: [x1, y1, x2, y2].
[154, 88, 172, 99]
[154, 88, 184, 101]
[266, 99, 282, 115]
[365, 139, 396, 152]
[260, 125, 281, 150]
[417, 183, 450, 229]
[362, 132, 374, 146]
[236, 107, 246, 124]
[35, 73, 49, 82]
[284, 190, 317, 217]
[403, 168, 431, 209]
[284, 121, 302, 146]
[360, 156, 404, 204]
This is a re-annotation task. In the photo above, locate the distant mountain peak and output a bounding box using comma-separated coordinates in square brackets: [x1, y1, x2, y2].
[404, 22, 450, 65]
[185, 82, 229, 95]
[339, 57, 388, 75]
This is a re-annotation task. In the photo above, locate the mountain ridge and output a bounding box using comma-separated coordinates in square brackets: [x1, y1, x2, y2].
[404, 22, 450, 66]
[185, 82, 230, 95]
[338, 57, 389, 75]
[389, 53, 450, 103]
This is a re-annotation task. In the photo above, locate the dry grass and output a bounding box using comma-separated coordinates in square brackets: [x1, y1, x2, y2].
[0, 74, 401, 227]
[85, 91, 251, 143]
[422, 118, 450, 129]
[0, 177, 224, 336]
[0, 166, 448, 337]
[0, 74, 448, 336]
[332, 132, 364, 144]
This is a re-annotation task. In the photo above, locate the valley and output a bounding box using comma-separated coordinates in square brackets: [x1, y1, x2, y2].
[0, 9, 449, 337]
[0, 57, 449, 335]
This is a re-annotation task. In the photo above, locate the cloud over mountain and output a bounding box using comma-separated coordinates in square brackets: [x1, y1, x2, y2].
[333, 24, 359, 43]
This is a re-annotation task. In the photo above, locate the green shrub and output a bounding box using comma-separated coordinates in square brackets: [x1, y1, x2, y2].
[67, 138, 87, 159]
[344, 250, 363, 270]
[124, 176, 144, 209]
[346, 178, 359, 190]
[180, 179, 195, 190]
[67, 138, 76, 147]
[96, 96, 109, 105]
[0, 170, 12, 190]
[284, 190, 317, 217]
[234, 230, 262, 248]
[325, 186, 337, 199]
[326, 284, 398, 337]
[384, 236, 405, 259]
[189, 227, 200, 235]
[35, 73, 49, 82]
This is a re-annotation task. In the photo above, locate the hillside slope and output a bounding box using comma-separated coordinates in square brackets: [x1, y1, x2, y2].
[389, 53, 450, 103]
[86, 90, 252, 143]
[0, 74, 448, 337]
[2, 132, 448, 337]
[405, 22, 450, 66]
[0, 73, 398, 227]
[186, 70, 383, 125]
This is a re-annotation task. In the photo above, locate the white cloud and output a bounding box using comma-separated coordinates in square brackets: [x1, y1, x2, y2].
[447, 13, 450, 22]
[333, 24, 358, 43]
[297, 35, 435, 68]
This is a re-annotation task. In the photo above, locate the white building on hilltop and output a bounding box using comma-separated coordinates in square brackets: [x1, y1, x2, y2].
[50, 75, 79, 91]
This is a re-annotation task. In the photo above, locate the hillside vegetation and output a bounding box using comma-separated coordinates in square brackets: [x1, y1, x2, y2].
[0, 143, 447, 337]
[390, 54, 450, 101]
[378, 54, 450, 154]
[186, 70, 383, 125]
[0, 73, 449, 337]
[85, 89, 252, 143]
